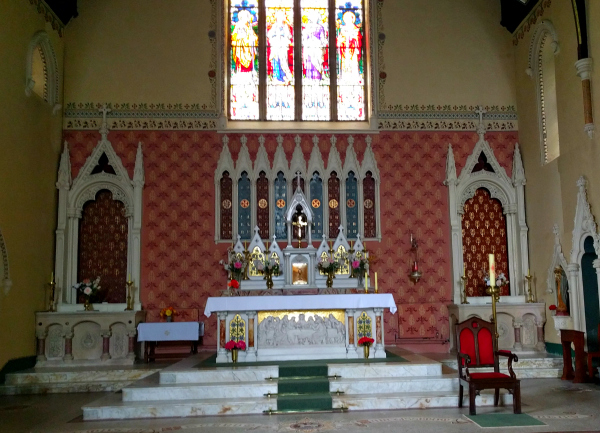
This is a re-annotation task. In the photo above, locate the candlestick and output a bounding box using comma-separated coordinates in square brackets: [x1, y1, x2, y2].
[128, 273, 132, 283]
[47, 275, 56, 312]
[375, 272, 378, 293]
[125, 278, 134, 311]
[525, 270, 534, 303]
[50, 271, 54, 283]
[460, 274, 469, 304]
[364, 271, 368, 293]
[486, 282, 500, 341]
[488, 254, 495, 283]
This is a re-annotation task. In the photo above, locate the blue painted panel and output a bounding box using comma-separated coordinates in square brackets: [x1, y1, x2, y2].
[238, 172, 251, 239]
[274, 171, 287, 240]
[346, 171, 358, 239]
[310, 173, 323, 238]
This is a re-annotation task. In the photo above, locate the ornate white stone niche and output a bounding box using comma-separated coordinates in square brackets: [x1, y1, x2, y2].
[214, 134, 381, 243]
[54, 114, 144, 312]
[566, 176, 600, 335]
[547, 224, 569, 297]
[444, 112, 530, 304]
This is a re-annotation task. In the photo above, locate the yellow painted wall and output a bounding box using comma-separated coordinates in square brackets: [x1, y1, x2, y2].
[0, 1, 64, 367]
[514, 0, 600, 343]
[63, 0, 517, 109]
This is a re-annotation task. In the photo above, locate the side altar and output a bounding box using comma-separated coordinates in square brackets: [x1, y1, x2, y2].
[204, 294, 397, 363]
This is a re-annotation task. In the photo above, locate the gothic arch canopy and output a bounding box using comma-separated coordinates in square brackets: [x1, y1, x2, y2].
[458, 177, 513, 211]
[73, 182, 133, 217]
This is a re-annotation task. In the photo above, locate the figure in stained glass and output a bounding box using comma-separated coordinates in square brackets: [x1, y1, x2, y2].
[302, 9, 327, 82]
[337, 11, 362, 83]
[268, 9, 293, 84]
[266, 4, 294, 120]
[232, 10, 258, 74]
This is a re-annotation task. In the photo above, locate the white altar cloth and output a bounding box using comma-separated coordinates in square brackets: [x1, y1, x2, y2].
[204, 293, 397, 316]
[137, 322, 201, 342]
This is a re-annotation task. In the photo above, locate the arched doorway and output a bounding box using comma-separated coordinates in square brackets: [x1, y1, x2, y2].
[581, 236, 599, 351]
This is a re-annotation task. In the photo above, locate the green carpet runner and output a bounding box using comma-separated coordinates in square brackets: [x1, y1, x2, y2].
[275, 364, 333, 412]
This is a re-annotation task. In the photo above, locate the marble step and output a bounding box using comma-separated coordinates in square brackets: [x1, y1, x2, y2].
[442, 356, 563, 370]
[160, 365, 279, 384]
[330, 375, 458, 394]
[333, 390, 513, 411]
[83, 392, 276, 420]
[0, 380, 135, 396]
[5, 368, 160, 385]
[441, 361, 563, 378]
[122, 380, 278, 401]
[328, 362, 442, 378]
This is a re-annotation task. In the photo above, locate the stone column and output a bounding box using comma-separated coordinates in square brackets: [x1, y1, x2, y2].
[575, 58, 595, 138]
[216, 311, 228, 363]
[504, 204, 520, 296]
[246, 311, 257, 362]
[535, 318, 546, 352]
[373, 308, 385, 358]
[513, 319, 523, 352]
[346, 309, 358, 358]
[36, 330, 47, 362]
[101, 331, 111, 361]
[127, 331, 137, 360]
[63, 331, 74, 361]
[566, 263, 581, 331]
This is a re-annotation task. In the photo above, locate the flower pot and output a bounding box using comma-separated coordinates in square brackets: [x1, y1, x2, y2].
[83, 297, 94, 311]
[356, 273, 364, 289]
[266, 272, 274, 290]
[231, 348, 238, 363]
[326, 270, 334, 288]
[363, 344, 370, 359]
[166, 316, 173, 322]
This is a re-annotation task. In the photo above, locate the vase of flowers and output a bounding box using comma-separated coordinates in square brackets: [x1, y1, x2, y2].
[72, 277, 101, 311]
[484, 272, 509, 295]
[358, 336, 375, 359]
[220, 251, 247, 286]
[160, 306, 177, 322]
[254, 257, 280, 290]
[224, 339, 246, 363]
[317, 256, 342, 288]
[350, 254, 369, 288]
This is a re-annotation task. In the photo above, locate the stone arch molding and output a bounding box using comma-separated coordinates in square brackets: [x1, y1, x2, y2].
[564, 176, 600, 335]
[0, 228, 12, 295]
[54, 117, 144, 312]
[444, 121, 529, 304]
[526, 20, 560, 77]
[25, 31, 61, 114]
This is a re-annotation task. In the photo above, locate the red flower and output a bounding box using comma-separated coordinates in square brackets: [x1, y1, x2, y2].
[224, 339, 246, 351]
[358, 336, 375, 346]
[224, 340, 236, 350]
[549, 305, 557, 311]
[228, 280, 240, 289]
[236, 341, 246, 350]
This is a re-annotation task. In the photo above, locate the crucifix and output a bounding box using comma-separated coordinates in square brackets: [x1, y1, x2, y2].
[99, 104, 111, 139]
[292, 214, 307, 248]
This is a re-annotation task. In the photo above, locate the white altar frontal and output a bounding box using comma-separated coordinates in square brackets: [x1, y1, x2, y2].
[204, 294, 397, 363]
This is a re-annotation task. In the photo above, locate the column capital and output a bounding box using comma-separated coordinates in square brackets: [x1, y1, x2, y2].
[567, 263, 580, 273]
[373, 308, 384, 315]
[217, 311, 228, 320]
[245, 311, 257, 319]
[575, 57, 593, 80]
[346, 309, 356, 316]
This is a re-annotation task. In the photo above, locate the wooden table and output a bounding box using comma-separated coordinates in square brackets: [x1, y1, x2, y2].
[560, 329, 589, 383]
[137, 322, 204, 362]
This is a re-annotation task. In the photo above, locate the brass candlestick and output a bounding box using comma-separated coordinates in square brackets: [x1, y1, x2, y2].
[47, 278, 57, 312]
[125, 279, 134, 311]
[460, 275, 469, 304]
[348, 241, 355, 279]
[486, 284, 500, 341]
[243, 245, 251, 281]
[525, 270, 534, 303]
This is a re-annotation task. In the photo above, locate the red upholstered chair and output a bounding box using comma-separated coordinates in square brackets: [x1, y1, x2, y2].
[456, 317, 521, 415]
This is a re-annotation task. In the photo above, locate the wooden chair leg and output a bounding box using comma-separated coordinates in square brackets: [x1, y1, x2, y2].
[513, 383, 522, 414]
[458, 384, 464, 407]
[469, 384, 477, 415]
[494, 388, 499, 406]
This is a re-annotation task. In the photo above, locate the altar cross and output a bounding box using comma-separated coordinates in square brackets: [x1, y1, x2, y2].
[292, 215, 307, 248]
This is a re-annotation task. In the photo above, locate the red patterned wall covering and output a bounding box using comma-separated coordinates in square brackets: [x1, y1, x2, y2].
[328, 172, 341, 238]
[462, 188, 510, 296]
[220, 172, 233, 239]
[78, 189, 128, 303]
[363, 172, 376, 238]
[64, 130, 517, 346]
[292, 176, 305, 193]
[256, 171, 269, 238]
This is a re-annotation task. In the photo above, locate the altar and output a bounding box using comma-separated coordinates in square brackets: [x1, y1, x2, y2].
[204, 293, 397, 363]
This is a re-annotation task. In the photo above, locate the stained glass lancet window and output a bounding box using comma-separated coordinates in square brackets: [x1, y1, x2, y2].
[228, 0, 366, 122]
[336, 0, 365, 120]
[230, 1, 259, 120]
[238, 171, 252, 239]
[363, 171, 376, 238]
[301, 0, 330, 120]
[346, 171, 358, 238]
[328, 171, 340, 238]
[220, 172, 233, 239]
[274, 171, 287, 239]
[257, 171, 270, 238]
[310, 172, 323, 238]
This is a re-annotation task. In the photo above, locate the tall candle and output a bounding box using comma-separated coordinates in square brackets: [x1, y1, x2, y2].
[128, 273, 132, 283]
[365, 271, 368, 292]
[489, 254, 495, 285]
[463, 263, 466, 277]
[50, 271, 54, 282]
[375, 272, 378, 293]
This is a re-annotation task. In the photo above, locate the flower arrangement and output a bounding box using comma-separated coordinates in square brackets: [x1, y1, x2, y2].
[350, 253, 369, 277]
[484, 272, 509, 288]
[357, 336, 375, 347]
[228, 280, 240, 289]
[160, 306, 177, 320]
[317, 255, 343, 273]
[224, 340, 246, 351]
[548, 304, 557, 315]
[254, 257, 280, 276]
[72, 277, 101, 299]
[219, 250, 247, 282]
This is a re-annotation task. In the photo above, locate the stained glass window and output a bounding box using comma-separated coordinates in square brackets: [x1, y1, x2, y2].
[220, 171, 233, 239]
[363, 171, 376, 238]
[230, 0, 260, 120]
[328, 171, 340, 239]
[336, 0, 365, 120]
[346, 171, 358, 238]
[274, 171, 287, 239]
[228, 0, 366, 122]
[257, 171, 270, 238]
[238, 171, 252, 239]
[310, 172, 323, 238]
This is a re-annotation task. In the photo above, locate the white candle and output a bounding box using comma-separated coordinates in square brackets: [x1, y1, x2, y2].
[365, 271, 368, 292]
[50, 271, 54, 283]
[375, 272, 378, 293]
[489, 254, 495, 285]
